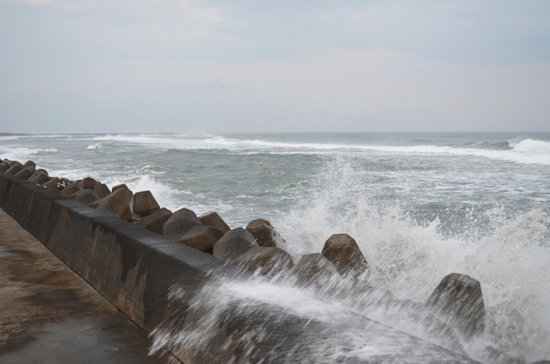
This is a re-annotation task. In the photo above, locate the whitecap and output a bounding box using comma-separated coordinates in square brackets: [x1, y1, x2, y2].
[511, 138, 550, 153]
[0, 147, 57, 162]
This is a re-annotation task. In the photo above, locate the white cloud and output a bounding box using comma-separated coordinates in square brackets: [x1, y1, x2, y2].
[24, 0, 54, 5]
[8, 0, 237, 58]
[2, 1, 550, 133]
[4, 49, 549, 132]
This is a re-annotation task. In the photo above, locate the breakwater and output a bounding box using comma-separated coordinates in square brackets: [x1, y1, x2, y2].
[0, 160, 235, 334]
[0, 157, 543, 364]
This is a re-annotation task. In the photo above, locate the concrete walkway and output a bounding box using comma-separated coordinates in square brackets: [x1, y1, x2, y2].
[0, 208, 169, 364]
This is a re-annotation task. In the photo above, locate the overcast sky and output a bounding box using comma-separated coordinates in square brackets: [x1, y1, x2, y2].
[1, 0, 549, 133]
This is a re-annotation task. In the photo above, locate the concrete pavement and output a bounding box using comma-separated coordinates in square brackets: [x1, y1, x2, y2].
[0, 208, 170, 364]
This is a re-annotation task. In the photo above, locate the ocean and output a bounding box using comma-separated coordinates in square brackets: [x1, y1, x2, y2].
[1, 132, 549, 362]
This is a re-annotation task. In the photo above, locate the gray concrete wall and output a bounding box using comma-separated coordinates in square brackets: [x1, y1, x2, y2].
[0, 172, 232, 332]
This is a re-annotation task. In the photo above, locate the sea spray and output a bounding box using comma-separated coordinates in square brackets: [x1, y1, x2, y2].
[152, 153, 550, 362]
[150, 272, 482, 363]
[151, 205, 550, 362]
[2, 132, 549, 362]
[272, 157, 550, 361]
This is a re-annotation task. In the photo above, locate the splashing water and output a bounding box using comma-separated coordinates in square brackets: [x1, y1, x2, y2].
[151, 156, 550, 363]
[2, 133, 548, 362]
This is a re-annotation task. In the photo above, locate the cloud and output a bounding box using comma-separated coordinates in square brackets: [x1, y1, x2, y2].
[24, 0, 54, 5]
[1, 0, 238, 67]
[5, 1, 550, 66]
[312, 1, 550, 64]
[1, 1, 549, 133]
[3, 49, 549, 133]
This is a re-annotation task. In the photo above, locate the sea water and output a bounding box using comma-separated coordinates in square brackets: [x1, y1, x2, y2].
[1, 132, 549, 362]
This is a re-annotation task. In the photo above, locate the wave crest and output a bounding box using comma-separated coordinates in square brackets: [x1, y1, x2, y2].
[510, 138, 550, 153]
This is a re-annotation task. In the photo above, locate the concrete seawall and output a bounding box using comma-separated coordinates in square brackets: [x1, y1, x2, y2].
[0, 172, 236, 334]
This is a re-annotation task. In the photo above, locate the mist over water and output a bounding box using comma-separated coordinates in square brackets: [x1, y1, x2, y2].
[1, 132, 549, 362]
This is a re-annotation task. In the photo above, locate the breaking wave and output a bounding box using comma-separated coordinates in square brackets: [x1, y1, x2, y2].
[0, 147, 57, 161]
[274, 157, 550, 361]
[151, 156, 550, 363]
[510, 138, 550, 153]
[82, 134, 550, 165]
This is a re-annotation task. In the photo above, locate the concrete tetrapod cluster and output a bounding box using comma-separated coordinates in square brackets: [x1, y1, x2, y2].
[2, 157, 534, 364]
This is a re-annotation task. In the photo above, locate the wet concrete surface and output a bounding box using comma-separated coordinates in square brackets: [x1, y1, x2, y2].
[0, 208, 170, 363]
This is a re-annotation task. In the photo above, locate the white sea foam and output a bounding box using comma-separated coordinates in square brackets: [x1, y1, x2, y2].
[24, 134, 66, 138]
[82, 133, 550, 165]
[510, 138, 550, 153]
[86, 143, 101, 150]
[152, 274, 474, 363]
[273, 157, 550, 361]
[0, 135, 22, 141]
[2, 132, 548, 361]
[153, 203, 550, 361]
[149, 155, 550, 363]
[90, 133, 220, 151]
[0, 134, 66, 141]
[0, 147, 57, 162]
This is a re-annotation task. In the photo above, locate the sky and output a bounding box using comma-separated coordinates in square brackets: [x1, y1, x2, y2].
[1, 0, 549, 134]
